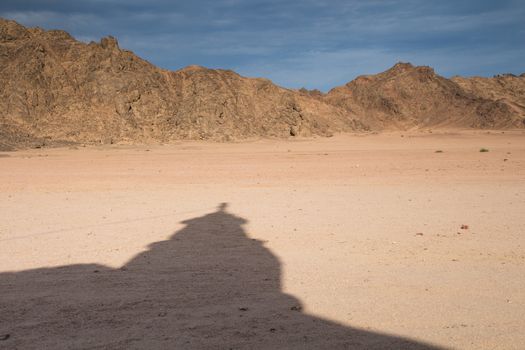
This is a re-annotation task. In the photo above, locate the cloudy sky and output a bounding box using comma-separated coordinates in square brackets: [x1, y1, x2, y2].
[1, 0, 524, 91]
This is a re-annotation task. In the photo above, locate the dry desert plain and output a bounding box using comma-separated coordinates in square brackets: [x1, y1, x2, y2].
[1, 131, 525, 349]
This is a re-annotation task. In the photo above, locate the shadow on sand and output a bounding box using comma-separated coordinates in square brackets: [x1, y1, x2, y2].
[1, 203, 442, 349]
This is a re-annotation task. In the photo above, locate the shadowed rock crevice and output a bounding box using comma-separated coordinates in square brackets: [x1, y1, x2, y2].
[0, 203, 442, 349]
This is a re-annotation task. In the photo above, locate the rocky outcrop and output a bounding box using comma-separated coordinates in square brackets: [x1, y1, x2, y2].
[324, 62, 525, 130]
[0, 18, 365, 150]
[451, 74, 525, 126]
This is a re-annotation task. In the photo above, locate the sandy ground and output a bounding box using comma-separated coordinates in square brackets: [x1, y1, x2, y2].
[1, 131, 524, 349]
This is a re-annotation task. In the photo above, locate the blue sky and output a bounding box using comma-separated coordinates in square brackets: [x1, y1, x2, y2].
[1, 0, 524, 91]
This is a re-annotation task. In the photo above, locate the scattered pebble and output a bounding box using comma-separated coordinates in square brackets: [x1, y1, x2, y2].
[290, 305, 302, 311]
[239, 307, 248, 311]
[460, 224, 469, 230]
[415, 232, 424, 236]
[0, 334, 9, 341]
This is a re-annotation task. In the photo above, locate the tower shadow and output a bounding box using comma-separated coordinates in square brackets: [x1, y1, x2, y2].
[0, 203, 442, 349]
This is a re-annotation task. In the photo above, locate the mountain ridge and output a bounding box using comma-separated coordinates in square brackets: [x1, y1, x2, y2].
[324, 62, 525, 130]
[1, 18, 524, 151]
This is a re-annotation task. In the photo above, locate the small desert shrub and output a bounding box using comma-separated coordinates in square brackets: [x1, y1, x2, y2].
[479, 148, 489, 152]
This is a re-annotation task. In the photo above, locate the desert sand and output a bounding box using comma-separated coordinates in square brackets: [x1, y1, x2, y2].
[1, 131, 524, 349]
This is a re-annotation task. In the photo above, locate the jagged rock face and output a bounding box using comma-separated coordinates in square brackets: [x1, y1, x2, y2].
[452, 75, 525, 124]
[0, 18, 364, 150]
[163, 66, 366, 141]
[0, 18, 178, 148]
[324, 62, 525, 129]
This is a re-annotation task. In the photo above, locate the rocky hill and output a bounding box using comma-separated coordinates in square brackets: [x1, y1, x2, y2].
[1, 18, 524, 150]
[324, 63, 525, 130]
[0, 18, 366, 150]
[451, 74, 525, 122]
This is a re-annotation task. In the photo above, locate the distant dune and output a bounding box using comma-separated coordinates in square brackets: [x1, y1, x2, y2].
[1, 18, 524, 150]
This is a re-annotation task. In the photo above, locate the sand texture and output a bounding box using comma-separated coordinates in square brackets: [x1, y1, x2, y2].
[1, 131, 524, 349]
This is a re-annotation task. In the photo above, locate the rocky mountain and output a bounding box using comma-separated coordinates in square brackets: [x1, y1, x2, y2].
[451, 74, 525, 122]
[324, 62, 525, 130]
[0, 18, 366, 150]
[1, 18, 524, 151]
